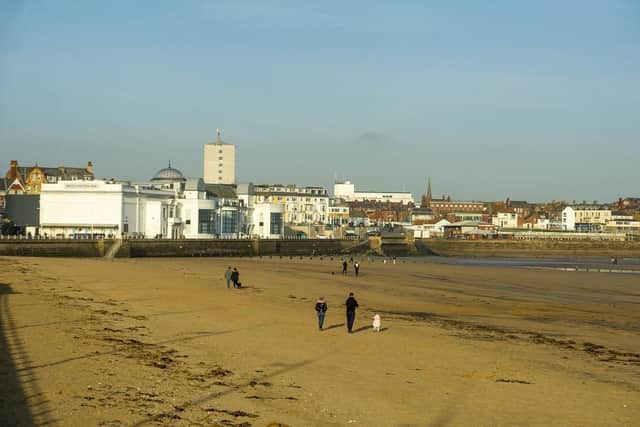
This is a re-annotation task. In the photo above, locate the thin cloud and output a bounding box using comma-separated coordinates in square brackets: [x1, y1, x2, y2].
[355, 131, 389, 146]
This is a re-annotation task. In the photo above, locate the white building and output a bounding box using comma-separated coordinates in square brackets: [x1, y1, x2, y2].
[562, 205, 612, 232]
[492, 212, 519, 229]
[236, 183, 284, 239]
[407, 219, 450, 238]
[605, 212, 640, 233]
[39, 180, 175, 239]
[333, 180, 414, 205]
[40, 165, 245, 239]
[203, 131, 235, 185]
[239, 183, 329, 225]
[248, 203, 284, 238]
[534, 218, 551, 230]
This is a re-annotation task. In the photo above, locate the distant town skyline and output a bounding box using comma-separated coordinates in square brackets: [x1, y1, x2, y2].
[1, 1, 639, 202]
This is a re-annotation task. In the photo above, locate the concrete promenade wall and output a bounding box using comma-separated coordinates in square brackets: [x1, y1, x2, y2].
[417, 239, 640, 258]
[4, 238, 638, 259]
[0, 240, 108, 257]
[0, 239, 360, 258]
[120, 239, 359, 258]
[0, 239, 359, 258]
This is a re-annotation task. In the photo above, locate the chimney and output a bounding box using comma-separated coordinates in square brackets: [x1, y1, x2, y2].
[7, 160, 18, 179]
[87, 161, 93, 174]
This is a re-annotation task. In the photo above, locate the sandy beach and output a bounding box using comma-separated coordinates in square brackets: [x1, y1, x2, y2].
[1, 256, 639, 426]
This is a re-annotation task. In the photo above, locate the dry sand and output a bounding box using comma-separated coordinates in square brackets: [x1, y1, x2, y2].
[1, 256, 639, 426]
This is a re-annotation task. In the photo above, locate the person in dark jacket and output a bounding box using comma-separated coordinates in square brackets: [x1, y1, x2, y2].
[354, 261, 360, 276]
[230, 268, 240, 288]
[345, 292, 359, 333]
[342, 261, 348, 275]
[315, 297, 328, 330]
[224, 266, 233, 288]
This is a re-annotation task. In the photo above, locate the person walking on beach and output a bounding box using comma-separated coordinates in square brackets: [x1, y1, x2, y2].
[345, 292, 359, 333]
[224, 266, 233, 289]
[315, 297, 328, 330]
[354, 261, 360, 277]
[342, 260, 348, 275]
[231, 268, 240, 288]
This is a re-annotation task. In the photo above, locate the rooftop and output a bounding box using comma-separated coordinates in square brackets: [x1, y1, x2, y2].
[152, 163, 186, 182]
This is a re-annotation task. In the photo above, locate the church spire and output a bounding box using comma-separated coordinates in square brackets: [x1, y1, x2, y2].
[421, 177, 433, 208]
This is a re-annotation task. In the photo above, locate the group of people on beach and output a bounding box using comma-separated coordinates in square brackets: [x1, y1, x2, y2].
[224, 266, 241, 288]
[341, 258, 360, 276]
[315, 293, 381, 333]
[222, 263, 381, 333]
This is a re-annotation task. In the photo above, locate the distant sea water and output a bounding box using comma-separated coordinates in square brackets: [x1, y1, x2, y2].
[381, 256, 640, 274]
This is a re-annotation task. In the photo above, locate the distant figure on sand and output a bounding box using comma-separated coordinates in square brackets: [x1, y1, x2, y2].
[354, 261, 360, 276]
[342, 261, 348, 275]
[224, 266, 233, 288]
[231, 268, 240, 288]
[372, 313, 381, 332]
[345, 292, 359, 333]
[315, 297, 328, 330]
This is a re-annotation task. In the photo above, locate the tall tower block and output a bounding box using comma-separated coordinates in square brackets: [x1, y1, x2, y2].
[203, 129, 236, 184]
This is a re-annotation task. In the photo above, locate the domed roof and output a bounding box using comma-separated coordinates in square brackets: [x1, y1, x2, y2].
[152, 162, 186, 181]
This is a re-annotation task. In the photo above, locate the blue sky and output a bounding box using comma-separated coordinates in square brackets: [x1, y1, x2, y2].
[1, 0, 639, 202]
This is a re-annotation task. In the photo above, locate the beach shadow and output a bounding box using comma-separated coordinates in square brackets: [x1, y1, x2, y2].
[20, 329, 236, 371]
[323, 323, 344, 331]
[0, 283, 57, 426]
[233, 285, 261, 290]
[352, 325, 389, 334]
[131, 357, 320, 426]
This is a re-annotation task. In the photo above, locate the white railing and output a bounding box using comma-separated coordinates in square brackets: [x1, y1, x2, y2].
[512, 231, 627, 241]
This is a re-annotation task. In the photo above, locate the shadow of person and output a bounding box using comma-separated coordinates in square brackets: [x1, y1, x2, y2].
[323, 323, 344, 331]
[0, 283, 15, 295]
[351, 325, 371, 334]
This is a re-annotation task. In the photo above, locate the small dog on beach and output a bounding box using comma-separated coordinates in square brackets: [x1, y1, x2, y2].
[372, 313, 381, 332]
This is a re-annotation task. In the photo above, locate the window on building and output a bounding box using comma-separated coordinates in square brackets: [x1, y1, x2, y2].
[221, 210, 237, 233]
[198, 209, 216, 234]
[270, 212, 282, 235]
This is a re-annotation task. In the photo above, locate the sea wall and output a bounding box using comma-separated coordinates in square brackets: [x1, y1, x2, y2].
[114, 238, 361, 258]
[0, 239, 360, 258]
[3, 238, 638, 259]
[416, 239, 640, 258]
[0, 240, 108, 257]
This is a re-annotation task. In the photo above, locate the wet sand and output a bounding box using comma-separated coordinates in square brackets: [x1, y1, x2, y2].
[1, 256, 639, 426]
